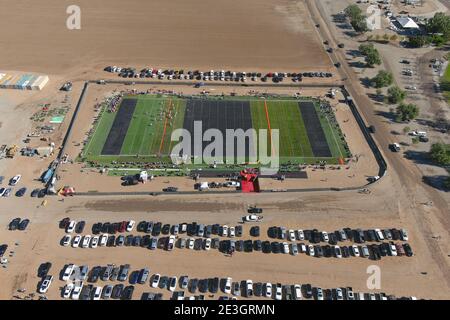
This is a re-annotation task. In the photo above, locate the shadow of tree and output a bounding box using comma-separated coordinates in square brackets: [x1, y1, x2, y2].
[422, 175, 449, 192]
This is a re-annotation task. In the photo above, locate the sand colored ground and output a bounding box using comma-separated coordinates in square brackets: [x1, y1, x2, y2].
[0, 0, 332, 75]
[0, 181, 448, 300]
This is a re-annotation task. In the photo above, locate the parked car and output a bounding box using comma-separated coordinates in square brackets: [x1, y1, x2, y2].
[66, 220, 76, 233]
[151, 274, 161, 288]
[62, 235, 72, 246]
[9, 218, 21, 230]
[37, 262, 52, 278]
[39, 275, 53, 293]
[9, 174, 21, 186]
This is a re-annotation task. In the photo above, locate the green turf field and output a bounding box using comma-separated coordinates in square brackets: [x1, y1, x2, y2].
[81, 95, 350, 167]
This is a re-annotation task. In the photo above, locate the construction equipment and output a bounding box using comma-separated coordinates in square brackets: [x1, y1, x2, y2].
[6, 145, 19, 158]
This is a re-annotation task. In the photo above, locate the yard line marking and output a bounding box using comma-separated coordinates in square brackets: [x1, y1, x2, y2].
[159, 99, 172, 154]
[264, 100, 277, 157]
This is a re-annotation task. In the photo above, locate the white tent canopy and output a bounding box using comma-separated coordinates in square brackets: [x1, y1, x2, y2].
[396, 17, 419, 29]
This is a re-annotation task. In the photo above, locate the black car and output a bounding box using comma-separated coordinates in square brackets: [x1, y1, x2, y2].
[162, 224, 171, 235]
[75, 221, 86, 234]
[9, 218, 21, 231]
[368, 125, 376, 133]
[159, 276, 169, 289]
[254, 282, 263, 297]
[205, 225, 212, 238]
[210, 277, 219, 293]
[125, 235, 134, 246]
[133, 236, 141, 247]
[101, 222, 110, 233]
[129, 271, 139, 285]
[212, 224, 220, 235]
[145, 221, 154, 234]
[262, 241, 271, 253]
[80, 285, 93, 300]
[403, 243, 413, 257]
[107, 235, 116, 247]
[189, 278, 199, 293]
[142, 235, 151, 247]
[112, 284, 124, 299]
[18, 219, 30, 231]
[89, 266, 102, 283]
[271, 242, 281, 254]
[91, 223, 101, 234]
[341, 246, 350, 258]
[199, 279, 209, 293]
[122, 285, 134, 300]
[30, 188, 40, 197]
[163, 187, 178, 192]
[248, 207, 263, 214]
[328, 233, 337, 245]
[15, 187, 26, 197]
[354, 229, 365, 243]
[236, 240, 244, 252]
[303, 284, 313, 299]
[250, 226, 260, 237]
[303, 230, 312, 241]
[37, 189, 46, 198]
[268, 226, 278, 239]
[323, 245, 332, 258]
[315, 245, 324, 257]
[0, 245, 8, 258]
[370, 244, 381, 260]
[152, 222, 162, 236]
[253, 240, 262, 251]
[235, 225, 243, 237]
[244, 240, 253, 252]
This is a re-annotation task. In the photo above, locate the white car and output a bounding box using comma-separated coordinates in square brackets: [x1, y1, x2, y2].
[316, 287, 324, 300]
[62, 264, 76, 281]
[224, 277, 232, 294]
[151, 274, 161, 288]
[229, 227, 235, 237]
[62, 235, 72, 246]
[126, 220, 135, 232]
[275, 284, 282, 300]
[71, 283, 83, 300]
[90, 236, 99, 248]
[336, 288, 344, 300]
[92, 286, 102, 300]
[400, 229, 408, 241]
[167, 235, 175, 251]
[405, 85, 417, 91]
[221, 225, 228, 237]
[82, 235, 91, 248]
[282, 242, 289, 254]
[288, 230, 296, 241]
[322, 231, 329, 242]
[204, 238, 211, 250]
[308, 245, 315, 256]
[99, 234, 108, 247]
[300, 243, 307, 253]
[72, 235, 81, 248]
[169, 276, 178, 292]
[246, 280, 253, 297]
[352, 245, 360, 257]
[375, 229, 384, 241]
[10, 174, 21, 186]
[296, 229, 305, 240]
[39, 275, 53, 293]
[293, 284, 302, 300]
[63, 283, 74, 299]
[242, 215, 260, 222]
[389, 243, 398, 256]
[187, 238, 195, 250]
[334, 245, 342, 258]
[264, 283, 272, 298]
[66, 220, 76, 233]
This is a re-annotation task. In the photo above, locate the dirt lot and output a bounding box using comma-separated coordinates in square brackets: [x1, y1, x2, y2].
[0, 0, 332, 75]
[0, 182, 448, 300]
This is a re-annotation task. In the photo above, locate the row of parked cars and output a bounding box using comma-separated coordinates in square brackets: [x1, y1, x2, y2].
[268, 226, 409, 244]
[8, 218, 30, 231]
[61, 218, 135, 234]
[220, 239, 413, 258]
[105, 66, 333, 83]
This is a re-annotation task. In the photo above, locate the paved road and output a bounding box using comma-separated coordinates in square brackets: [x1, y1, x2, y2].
[307, 0, 450, 286]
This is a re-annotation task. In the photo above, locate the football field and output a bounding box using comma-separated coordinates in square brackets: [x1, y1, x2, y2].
[82, 95, 350, 166]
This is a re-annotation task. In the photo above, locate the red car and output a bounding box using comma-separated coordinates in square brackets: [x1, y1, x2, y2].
[119, 221, 127, 233]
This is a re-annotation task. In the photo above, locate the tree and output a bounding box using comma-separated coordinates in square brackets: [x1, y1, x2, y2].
[395, 103, 419, 122]
[408, 35, 429, 48]
[344, 4, 362, 20]
[390, 34, 398, 41]
[371, 70, 393, 88]
[358, 43, 382, 67]
[426, 12, 450, 41]
[383, 34, 389, 41]
[429, 143, 450, 166]
[387, 86, 406, 104]
[345, 4, 368, 33]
